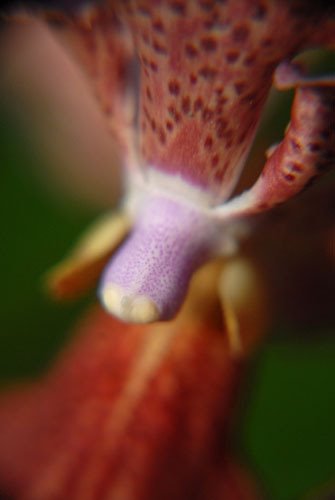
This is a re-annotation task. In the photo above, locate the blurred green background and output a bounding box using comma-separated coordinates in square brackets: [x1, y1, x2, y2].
[0, 27, 335, 500]
[0, 106, 96, 379]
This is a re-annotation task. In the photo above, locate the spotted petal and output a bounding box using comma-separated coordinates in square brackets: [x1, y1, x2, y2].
[214, 62, 335, 219]
[120, 1, 334, 203]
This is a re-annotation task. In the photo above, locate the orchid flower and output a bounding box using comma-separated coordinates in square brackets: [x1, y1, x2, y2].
[0, 1, 335, 499]
[37, 0, 335, 325]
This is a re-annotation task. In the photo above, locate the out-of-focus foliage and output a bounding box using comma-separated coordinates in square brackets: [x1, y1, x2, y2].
[0, 106, 95, 379]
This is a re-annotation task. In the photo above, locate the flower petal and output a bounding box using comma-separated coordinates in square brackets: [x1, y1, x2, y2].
[0, 260, 262, 499]
[214, 63, 335, 218]
[46, 211, 131, 300]
[122, 2, 333, 202]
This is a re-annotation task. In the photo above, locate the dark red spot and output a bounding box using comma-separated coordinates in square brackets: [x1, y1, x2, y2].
[216, 118, 228, 138]
[226, 138, 233, 149]
[152, 19, 165, 33]
[217, 96, 228, 106]
[234, 82, 246, 95]
[200, 36, 217, 52]
[261, 37, 272, 47]
[244, 53, 256, 66]
[198, 0, 214, 11]
[166, 120, 174, 132]
[116, 57, 128, 80]
[146, 87, 152, 101]
[204, 136, 213, 149]
[190, 74, 198, 84]
[169, 1, 186, 15]
[199, 66, 217, 80]
[238, 129, 248, 144]
[211, 153, 219, 166]
[232, 24, 250, 43]
[153, 40, 168, 55]
[150, 61, 158, 72]
[242, 92, 258, 105]
[181, 96, 191, 114]
[185, 43, 198, 58]
[168, 80, 180, 96]
[194, 97, 204, 112]
[225, 51, 239, 63]
[253, 3, 267, 19]
[202, 107, 214, 121]
[289, 162, 303, 173]
[284, 173, 295, 182]
[258, 203, 269, 210]
[158, 127, 166, 144]
[168, 105, 182, 123]
[150, 119, 157, 132]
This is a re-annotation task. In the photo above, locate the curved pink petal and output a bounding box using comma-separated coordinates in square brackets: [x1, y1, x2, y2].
[214, 62, 335, 218]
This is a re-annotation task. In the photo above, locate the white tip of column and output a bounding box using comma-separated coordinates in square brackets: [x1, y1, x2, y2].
[100, 284, 160, 324]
